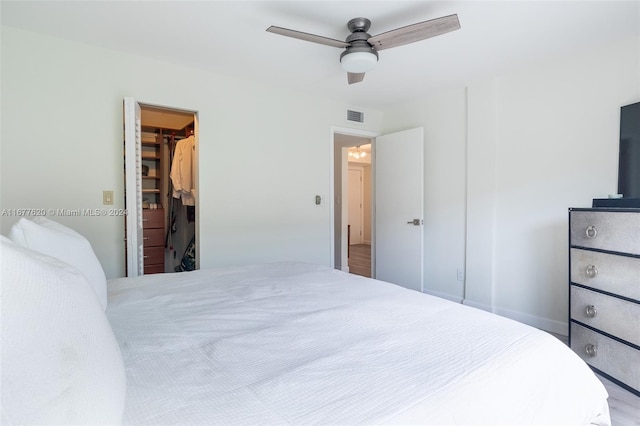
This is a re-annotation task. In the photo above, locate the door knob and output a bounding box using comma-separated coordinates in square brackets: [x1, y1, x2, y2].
[407, 219, 422, 225]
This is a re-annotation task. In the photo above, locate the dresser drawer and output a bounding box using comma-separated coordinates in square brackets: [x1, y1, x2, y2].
[571, 286, 640, 346]
[570, 248, 640, 300]
[143, 246, 164, 265]
[570, 210, 640, 255]
[144, 263, 165, 275]
[142, 208, 164, 229]
[571, 323, 640, 394]
[143, 228, 164, 247]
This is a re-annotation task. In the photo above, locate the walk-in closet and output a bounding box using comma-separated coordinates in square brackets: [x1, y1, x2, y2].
[124, 102, 198, 276]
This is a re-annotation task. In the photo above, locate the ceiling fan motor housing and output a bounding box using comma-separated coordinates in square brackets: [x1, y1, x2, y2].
[340, 17, 378, 71]
[347, 17, 372, 33]
[340, 35, 379, 58]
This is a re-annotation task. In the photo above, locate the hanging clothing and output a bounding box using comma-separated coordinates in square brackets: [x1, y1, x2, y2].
[187, 205, 195, 223]
[170, 135, 196, 206]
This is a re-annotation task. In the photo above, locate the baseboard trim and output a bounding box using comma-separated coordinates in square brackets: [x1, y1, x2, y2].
[423, 289, 463, 304]
[462, 299, 567, 336]
[462, 299, 492, 312]
[494, 306, 567, 336]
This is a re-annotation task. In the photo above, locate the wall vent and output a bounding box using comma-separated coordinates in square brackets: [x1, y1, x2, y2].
[346, 109, 364, 124]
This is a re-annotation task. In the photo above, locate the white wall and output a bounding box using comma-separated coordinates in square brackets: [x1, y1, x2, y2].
[382, 89, 469, 302]
[2, 25, 638, 335]
[487, 35, 639, 333]
[0, 26, 384, 278]
[383, 35, 640, 333]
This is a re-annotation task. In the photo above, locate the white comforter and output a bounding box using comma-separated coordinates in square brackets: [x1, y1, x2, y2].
[107, 262, 609, 425]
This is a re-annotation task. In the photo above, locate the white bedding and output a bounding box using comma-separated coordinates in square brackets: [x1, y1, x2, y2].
[107, 262, 609, 425]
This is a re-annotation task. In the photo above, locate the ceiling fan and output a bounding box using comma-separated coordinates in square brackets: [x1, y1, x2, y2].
[267, 14, 460, 84]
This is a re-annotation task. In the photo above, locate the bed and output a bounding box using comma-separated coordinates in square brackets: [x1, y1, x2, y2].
[1, 217, 610, 425]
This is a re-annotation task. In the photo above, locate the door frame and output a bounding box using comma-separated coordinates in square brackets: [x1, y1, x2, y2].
[124, 98, 200, 275]
[329, 126, 379, 274]
[124, 98, 142, 276]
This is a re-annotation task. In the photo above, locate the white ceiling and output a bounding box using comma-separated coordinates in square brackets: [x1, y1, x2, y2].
[2, 1, 638, 110]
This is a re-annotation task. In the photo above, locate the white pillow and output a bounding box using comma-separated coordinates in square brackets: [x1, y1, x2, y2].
[8, 217, 107, 310]
[0, 236, 126, 425]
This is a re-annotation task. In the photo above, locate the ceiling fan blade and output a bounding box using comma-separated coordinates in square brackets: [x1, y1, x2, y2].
[347, 72, 365, 84]
[368, 14, 460, 51]
[266, 26, 349, 48]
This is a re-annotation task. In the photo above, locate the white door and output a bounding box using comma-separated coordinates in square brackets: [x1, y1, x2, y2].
[123, 97, 144, 276]
[375, 127, 424, 292]
[348, 167, 364, 245]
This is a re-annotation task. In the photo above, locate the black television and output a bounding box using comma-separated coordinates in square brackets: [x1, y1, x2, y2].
[618, 101, 640, 199]
[593, 101, 640, 208]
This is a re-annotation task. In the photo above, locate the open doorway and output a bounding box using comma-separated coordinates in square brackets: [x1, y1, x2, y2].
[346, 145, 371, 276]
[123, 99, 199, 276]
[331, 126, 425, 291]
[332, 129, 376, 278]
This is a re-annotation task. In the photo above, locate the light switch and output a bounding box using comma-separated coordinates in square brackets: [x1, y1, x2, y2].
[103, 190, 114, 205]
[315, 195, 321, 205]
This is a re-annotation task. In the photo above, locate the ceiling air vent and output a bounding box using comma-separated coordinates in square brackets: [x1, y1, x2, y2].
[346, 109, 364, 124]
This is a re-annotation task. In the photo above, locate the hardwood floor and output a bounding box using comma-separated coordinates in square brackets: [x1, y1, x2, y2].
[348, 244, 371, 277]
[599, 374, 640, 425]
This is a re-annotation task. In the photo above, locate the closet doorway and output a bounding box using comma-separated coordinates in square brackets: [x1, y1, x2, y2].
[123, 98, 199, 276]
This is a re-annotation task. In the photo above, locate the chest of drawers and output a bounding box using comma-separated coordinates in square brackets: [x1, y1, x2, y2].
[142, 208, 165, 274]
[569, 208, 640, 396]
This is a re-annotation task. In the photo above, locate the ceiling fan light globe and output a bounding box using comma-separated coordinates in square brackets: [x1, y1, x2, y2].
[340, 51, 378, 73]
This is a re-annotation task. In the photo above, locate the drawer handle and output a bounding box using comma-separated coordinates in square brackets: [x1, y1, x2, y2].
[585, 343, 597, 357]
[585, 304, 598, 318]
[585, 265, 598, 278]
[585, 225, 598, 239]
[143, 255, 150, 259]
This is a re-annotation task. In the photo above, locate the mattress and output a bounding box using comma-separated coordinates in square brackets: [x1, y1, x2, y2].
[107, 262, 610, 425]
